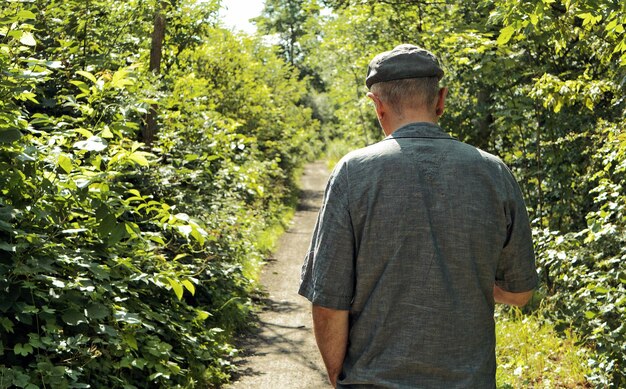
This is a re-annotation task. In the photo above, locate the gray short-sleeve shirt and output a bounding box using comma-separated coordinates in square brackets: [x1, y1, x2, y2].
[299, 122, 538, 388]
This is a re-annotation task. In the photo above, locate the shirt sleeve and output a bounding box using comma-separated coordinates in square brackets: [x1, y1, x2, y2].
[298, 159, 355, 310]
[495, 166, 539, 293]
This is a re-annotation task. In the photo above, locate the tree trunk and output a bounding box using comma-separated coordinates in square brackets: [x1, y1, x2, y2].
[474, 88, 493, 150]
[143, 3, 166, 146]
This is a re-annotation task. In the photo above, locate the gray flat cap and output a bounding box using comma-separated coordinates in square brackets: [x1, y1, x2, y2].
[366, 44, 444, 89]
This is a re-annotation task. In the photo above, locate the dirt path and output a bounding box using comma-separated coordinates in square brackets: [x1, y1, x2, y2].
[225, 161, 330, 389]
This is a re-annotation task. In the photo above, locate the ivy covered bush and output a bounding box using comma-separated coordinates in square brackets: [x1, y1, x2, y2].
[0, 0, 320, 387]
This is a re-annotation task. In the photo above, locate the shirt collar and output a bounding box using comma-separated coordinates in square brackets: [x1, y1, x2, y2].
[385, 122, 455, 140]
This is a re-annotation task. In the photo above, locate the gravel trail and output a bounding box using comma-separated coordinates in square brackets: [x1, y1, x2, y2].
[225, 161, 330, 389]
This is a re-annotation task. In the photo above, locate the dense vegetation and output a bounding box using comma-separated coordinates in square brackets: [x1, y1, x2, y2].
[0, 0, 320, 387]
[2, 0, 625, 387]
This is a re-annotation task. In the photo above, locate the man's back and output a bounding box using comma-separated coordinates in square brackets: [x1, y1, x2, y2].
[300, 122, 537, 388]
[300, 44, 537, 389]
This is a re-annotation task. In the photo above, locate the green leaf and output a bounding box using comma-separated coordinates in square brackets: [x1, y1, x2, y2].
[594, 286, 609, 294]
[17, 10, 37, 20]
[62, 310, 87, 326]
[167, 362, 181, 375]
[19, 31, 36, 46]
[497, 25, 516, 46]
[577, 12, 602, 28]
[0, 317, 14, 333]
[0, 206, 16, 221]
[190, 226, 206, 245]
[98, 214, 118, 237]
[0, 219, 14, 232]
[129, 151, 151, 167]
[110, 68, 134, 88]
[86, 303, 108, 320]
[0, 129, 23, 143]
[107, 224, 127, 244]
[148, 235, 165, 244]
[76, 70, 98, 84]
[57, 154, 73, 174]
[113, 310, 141, 325]
[182, 280, 195, 296]
[554, 99, 563, 113]
[14, 342, 34, 356]
[168, 278, 184, 300]
[75, 128, 95, 138]
[11, 370, 30, 387]
[196, 310, 210, 321]
[69, 80, 90, 94]
[74, 136, 108, 152]
[123, 333, 138, 351]
[101, 126, 114, 138]
[0, 243, 15, 252]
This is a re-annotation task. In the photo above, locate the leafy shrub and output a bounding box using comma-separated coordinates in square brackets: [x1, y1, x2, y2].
[535, 122, 626, 387]
[0, 1, 321, 387]
[496, 308, 592, 388]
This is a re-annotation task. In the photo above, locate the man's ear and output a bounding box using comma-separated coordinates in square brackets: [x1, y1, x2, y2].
[367, 92, 385, 120]
[435, 87, 448, 117]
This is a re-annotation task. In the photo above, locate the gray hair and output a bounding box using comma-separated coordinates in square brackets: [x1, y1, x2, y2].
[370, 77, 440, 115]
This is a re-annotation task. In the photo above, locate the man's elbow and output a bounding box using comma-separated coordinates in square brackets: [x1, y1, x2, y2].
[312, 304, 349, 320]
[510, 290, 533, 307]
[494, 285, 534, 307]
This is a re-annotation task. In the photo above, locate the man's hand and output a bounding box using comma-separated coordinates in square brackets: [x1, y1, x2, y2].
[493, 285, 533, 307]
[312, 304, 349, 387]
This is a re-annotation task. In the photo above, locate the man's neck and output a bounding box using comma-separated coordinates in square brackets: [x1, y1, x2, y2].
[382, 112, 438, 136]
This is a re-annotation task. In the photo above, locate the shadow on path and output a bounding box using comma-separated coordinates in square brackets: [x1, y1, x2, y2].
[297, 188, 324, 212]
[225, 161, 330, 389]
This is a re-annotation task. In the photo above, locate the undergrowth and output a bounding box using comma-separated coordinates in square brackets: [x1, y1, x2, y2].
[496, 307, 593, 388]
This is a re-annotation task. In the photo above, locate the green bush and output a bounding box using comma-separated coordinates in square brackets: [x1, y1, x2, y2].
[0, 1, 321, 387]
[535, 122, 626, 387]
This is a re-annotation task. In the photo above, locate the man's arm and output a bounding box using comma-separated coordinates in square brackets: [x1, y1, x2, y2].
[312, 304, 349, 388]
[493, 285, 533, 307]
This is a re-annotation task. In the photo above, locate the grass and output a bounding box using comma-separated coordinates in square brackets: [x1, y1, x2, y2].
[241, 204, 296, 284]
[243, 166, 303, 283]
[324, 138, 359, 169]
[255, 205, 296, 255]
[496, 307, 592, 388]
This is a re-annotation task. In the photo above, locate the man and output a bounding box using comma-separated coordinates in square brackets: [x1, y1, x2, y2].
[298, 44, 538, 388]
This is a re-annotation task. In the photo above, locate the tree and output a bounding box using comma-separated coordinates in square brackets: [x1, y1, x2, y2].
[143, 1, 166, 145]
[255, 0, 319, 67]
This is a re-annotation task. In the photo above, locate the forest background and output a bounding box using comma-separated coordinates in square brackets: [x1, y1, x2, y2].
[0, 0, 625, 388]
